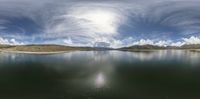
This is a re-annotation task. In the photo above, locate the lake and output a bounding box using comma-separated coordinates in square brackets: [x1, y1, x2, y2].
[0, 50, 200, 99]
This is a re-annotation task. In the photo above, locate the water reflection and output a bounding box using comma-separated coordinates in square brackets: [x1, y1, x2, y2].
[0, 50, 200, 99]
[95, 72, 106, 88]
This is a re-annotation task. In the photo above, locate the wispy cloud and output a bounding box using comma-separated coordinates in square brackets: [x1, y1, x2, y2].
[0, 0, 200, 47]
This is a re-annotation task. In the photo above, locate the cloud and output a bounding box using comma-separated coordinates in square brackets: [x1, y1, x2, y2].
[125, 38, 184, 47]
[132, 39, 154, 46]
[62, 37, 124, 48]
[63, 38, 73, 46]
[0, 37, 24, 45]
[94, 42, 110, 48]
[44, 2, 127, 48]
[0, 0, 200, 47]
[171, 42, 184, 47]
[183, 36, 200, 44]
[125, 36, 200, 47]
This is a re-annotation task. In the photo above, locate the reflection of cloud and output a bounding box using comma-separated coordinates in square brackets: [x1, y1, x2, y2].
[185, 51, 200, 65]
[2, 50, 200, 67]
[60, 50, 200, 65]
[1, 50, 200, 92]
[127, 50, 184, 61]
[131, 51, 157, 61]
[124, 50, 200, 65]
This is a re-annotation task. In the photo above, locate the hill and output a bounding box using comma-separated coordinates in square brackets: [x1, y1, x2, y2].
[119, 44, 200, 51]
[0, 44, 94, 52]
[119, 44, 166, 51]
[0, 44, 13, 49]
[1, 44, 200, 53]
[180, 44, 200, 49]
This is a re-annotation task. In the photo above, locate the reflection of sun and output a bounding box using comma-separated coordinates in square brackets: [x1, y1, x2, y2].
[95, 73, 106, 88]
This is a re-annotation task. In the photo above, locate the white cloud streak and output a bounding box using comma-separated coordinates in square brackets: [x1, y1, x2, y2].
[0, 37, 24, 45]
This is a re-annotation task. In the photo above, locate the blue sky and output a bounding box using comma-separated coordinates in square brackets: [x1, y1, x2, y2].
[1, 0, 200, 47]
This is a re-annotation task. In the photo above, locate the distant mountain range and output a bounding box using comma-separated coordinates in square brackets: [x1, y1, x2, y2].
[0, 44, 200, 52]
[119, 44, 200, 51]
[179, 44, 200, 49]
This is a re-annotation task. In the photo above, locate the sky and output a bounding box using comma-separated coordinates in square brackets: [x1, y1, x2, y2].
[1, 0, 200, 47]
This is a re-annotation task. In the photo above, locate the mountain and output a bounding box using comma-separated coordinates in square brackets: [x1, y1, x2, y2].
[180, 44, 200, 49]
[119, 44, 166, 51]
[119, 44, 200, 51]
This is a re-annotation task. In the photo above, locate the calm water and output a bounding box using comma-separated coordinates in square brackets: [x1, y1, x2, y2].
[0, 50, 200, 99]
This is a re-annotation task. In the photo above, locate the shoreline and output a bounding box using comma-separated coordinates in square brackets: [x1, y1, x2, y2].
[189, 49, 200, 52]
[0, 49, 199, 55]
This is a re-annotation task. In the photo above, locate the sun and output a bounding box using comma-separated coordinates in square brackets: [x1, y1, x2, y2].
[82, 10, 115, 27]
[72, 9, 118, 35]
